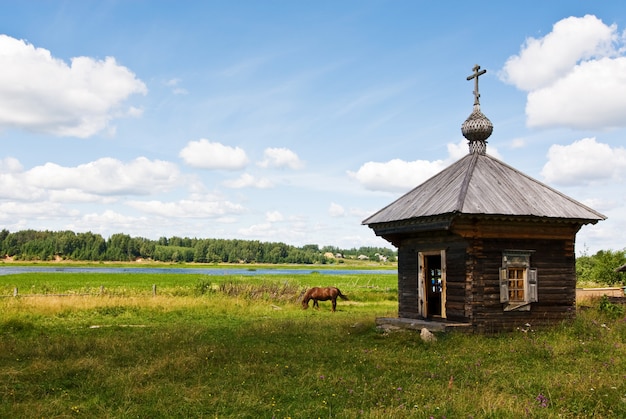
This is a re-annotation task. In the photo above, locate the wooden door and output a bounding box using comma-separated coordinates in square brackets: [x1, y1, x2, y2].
[418, 250, 446, 319]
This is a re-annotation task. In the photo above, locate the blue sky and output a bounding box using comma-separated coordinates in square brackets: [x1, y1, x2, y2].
[0, 1, 624, 255]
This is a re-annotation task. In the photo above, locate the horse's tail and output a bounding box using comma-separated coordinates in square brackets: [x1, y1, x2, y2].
[337, 288, 349, 300]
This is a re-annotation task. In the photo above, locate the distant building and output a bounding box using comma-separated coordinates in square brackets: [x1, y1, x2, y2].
[363, 65, 606, 332]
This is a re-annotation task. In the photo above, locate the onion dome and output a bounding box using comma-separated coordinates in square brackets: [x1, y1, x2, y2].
[461, 65, 492, 154]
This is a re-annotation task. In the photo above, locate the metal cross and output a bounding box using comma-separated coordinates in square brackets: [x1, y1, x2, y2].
[466, 64, 487, 106]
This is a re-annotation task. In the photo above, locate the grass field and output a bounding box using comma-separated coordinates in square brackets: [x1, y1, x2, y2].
[1, 268, 625, 418]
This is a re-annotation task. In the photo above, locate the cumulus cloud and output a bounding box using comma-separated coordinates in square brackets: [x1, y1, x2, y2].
[328, 202, 346, 217]
[0, 157, 22, 172]
[540, 137, 626, 185]
[237, 220, 309, 243]
[0, 157, 181, 201]
[501, 15, 616, 90]
[348, 158, 447, 193]
[127, 196, 245, 218]
[179, 139, 249, 170]
[265, 211, 284, 222]
[0, 34, 147, 138]
[258, 147, 304, 169]
[499, 15, 626, 130]
[222, 173, 273, 189]
[526, 58, 626, 129]
[26, 157, 181, 195]
[349, 138, 504, 193]
[0, 201, 72, 221]
[47, 189, 117, 204]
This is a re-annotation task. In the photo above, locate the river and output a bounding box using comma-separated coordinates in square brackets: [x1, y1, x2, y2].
[0, 266, 396, 276]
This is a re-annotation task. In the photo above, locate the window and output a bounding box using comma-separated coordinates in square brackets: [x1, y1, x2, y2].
[507, 267, 525, 302]
[499, 250, 537, 310]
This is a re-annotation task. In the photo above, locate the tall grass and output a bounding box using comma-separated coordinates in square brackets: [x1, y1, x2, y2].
[0, 272, 624, 418]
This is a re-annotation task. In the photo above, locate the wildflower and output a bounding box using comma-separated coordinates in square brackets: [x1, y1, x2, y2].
[536, 393, 548, 408]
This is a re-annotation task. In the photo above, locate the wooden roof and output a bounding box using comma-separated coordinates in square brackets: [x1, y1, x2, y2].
[363, 152, 606, 226]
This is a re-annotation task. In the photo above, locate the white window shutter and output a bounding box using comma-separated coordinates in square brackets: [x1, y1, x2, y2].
[499, 267, 509, 303]
[528, 268, 538, 302]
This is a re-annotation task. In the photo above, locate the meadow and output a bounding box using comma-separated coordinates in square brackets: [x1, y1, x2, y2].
[1, 267, 625, 418]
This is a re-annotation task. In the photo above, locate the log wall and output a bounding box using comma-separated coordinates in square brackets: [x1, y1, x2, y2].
[397, 232, 469, 320]
[468, 236, 577, 332]
[391, 217, 581, 332]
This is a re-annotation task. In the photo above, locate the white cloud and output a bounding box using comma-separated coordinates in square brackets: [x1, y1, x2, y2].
[65, 210, 161, 238]
[0, 35, 146, 138]
[0, 201, 73, 220]
[328, 202, 345, 217]
[127, 196, 245, 218]
[510, 138, 526, 149]
[48, 189, 118, 204]
[0, 157, 23, 172]
[0, 157, 181, 201]
[500, 15, 626, 130]
[349, 139, 501, 193]
[500, 15, 617, 91]
[237, 222, 274, 237]
[447, 140, 470, 161]
[164, 78, 188, 95]
[179, 139, 249, 170]
[526, 57, 626, 129]
[237, 221, 308, 243]
[26, 157, 181, 195]
[541, 137, 626, 185]
[348, 158, 447, 193]
[266, 211, 284, 222]
[222, 173, 273, 189]
[258, 147, 304, 169]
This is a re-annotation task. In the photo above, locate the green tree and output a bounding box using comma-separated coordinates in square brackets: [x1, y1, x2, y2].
[576, 249, 626, 285]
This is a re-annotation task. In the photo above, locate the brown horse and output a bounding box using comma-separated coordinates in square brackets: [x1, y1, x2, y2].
[301, 287, 348, 312]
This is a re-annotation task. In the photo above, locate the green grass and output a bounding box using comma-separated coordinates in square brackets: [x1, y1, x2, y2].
[0, 270, 396, 296]
[1, 271, 625, 418]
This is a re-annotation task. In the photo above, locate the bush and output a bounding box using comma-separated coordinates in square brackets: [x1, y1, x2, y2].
[598, 295, 626, 319]
[194, 278, 213, 295]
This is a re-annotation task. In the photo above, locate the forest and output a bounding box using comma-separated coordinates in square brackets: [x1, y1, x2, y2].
[0, 229, 397, 265]
[1, 229, 624, 285]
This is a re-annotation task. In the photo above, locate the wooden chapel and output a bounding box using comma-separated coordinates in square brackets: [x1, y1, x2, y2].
[363, 65, 606, 332]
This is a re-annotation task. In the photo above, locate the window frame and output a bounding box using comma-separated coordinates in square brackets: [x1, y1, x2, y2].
[499, 250, 537, 311]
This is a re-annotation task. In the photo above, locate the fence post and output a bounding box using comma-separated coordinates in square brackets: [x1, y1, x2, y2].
[152, 284, 157, 296]
[13, 287, 18, 297]
[100, 285, 104, 295]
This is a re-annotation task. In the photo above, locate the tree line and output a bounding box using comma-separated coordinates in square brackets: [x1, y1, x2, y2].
[576, 248, 626, 286]
[0, 229, 397, 264]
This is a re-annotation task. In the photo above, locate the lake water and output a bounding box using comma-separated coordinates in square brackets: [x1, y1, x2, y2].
[0, 266, 396, 276]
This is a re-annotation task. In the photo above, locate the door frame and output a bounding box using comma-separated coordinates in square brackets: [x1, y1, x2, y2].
[418, 250, 447, 319]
